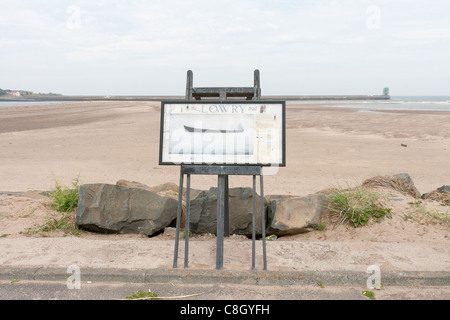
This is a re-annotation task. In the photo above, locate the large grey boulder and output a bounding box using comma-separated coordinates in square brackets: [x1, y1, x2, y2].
[115, 180, 204, 229]
[267, 194, 328, 236]
[76, 184, 178, 236]
[116, 180, 202, 200]
[189, 187, 267, 236]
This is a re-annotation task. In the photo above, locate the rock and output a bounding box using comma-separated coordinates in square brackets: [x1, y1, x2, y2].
[76, 184, 178, 236]
[116, 180, 205, 229]
[267, 194, 328, 236]
[437, 185, 450, 193]
[189, 187, 267, 236]
[362, 173, 421, 198]
[163, 227, 177, 237]
[393, 173, 421, 197]
[116, 180, 202, 200]
[393, 173, 414, 186]
[116, 179, 152, 190]
[421, 185, 450, 205]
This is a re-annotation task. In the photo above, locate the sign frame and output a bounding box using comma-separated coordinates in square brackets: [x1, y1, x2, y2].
[159, 100, 286, 167]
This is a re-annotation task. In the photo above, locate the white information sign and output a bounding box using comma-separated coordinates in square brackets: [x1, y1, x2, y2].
[159, 101, 285, 166]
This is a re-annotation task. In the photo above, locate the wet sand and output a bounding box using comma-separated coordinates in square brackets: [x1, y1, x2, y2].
[0, 100, 449, 196]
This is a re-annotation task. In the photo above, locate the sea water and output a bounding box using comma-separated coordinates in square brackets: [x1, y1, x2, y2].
[1, 97, 450, 112]
[311, 96, 450, 112]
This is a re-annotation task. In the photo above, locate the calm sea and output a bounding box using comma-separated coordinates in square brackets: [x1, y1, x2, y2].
[306, 96, 450, 112]
[1, 96, 450, 112]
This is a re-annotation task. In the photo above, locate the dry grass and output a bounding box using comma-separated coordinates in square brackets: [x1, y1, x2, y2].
[405, 200, 449, 225]
[362, 175, 421, 198]
[422, 190, 450, 206]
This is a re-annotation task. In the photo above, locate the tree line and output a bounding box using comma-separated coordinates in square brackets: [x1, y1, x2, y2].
[0, 88, 60, 96]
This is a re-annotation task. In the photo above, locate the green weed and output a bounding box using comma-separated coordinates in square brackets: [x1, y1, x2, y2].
[125, 290, 159, 300]
[362, 290, 376, 300]
[327, 187, 392, 227]
[40, 213, 82, 235]
[48, 177, 80, 213]
[23, 211, 82, 236]
[182, 230, 191, 239]
[314, 223, 325, 231]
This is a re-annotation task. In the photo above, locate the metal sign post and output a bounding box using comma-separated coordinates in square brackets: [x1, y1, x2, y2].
[173, 165, 266, 270]
[162, 70, 285, 270]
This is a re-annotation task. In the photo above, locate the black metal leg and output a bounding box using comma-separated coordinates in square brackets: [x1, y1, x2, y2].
[252, 175, 256, 270]
[217, 175, 225, 269]
[172, 165, 265, 270]
[224, 175, 230, 237]
[173, 168, 184, 268]
[184, 174, 191, 268]
[260, 173, 267, 270]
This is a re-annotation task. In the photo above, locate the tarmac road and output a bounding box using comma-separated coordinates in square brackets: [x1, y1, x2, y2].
[1, 266, 449, 301]
[1, 279, 449, 301]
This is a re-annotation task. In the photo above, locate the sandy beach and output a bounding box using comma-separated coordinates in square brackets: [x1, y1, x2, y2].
[0, 100, 449, 279]
[0, 100, 449, 196]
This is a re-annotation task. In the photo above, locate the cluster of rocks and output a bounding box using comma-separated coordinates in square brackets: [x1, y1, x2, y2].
[75, 173, 449, 237]
[76, 180, 326, 237]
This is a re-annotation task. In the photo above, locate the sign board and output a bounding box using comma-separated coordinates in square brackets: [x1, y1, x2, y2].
[159, 100, 285, 166]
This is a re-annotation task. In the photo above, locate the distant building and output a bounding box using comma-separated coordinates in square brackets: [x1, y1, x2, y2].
[9, 91, 21, 97]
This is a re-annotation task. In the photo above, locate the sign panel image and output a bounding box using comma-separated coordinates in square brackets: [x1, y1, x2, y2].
[159, 101, 285, 166]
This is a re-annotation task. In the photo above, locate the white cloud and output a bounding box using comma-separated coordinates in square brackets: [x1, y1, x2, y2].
[1, 0, 449, 95]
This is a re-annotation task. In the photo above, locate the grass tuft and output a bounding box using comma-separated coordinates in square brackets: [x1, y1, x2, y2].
[406, 201, 449, 225]
[327, 186, 392, 227]
[48, 177, 80, 213]
[41, 212, 83, 235]
[362, 290, 376, 300]
[24, 176, 83, 236]
[125, 290, 159, 300]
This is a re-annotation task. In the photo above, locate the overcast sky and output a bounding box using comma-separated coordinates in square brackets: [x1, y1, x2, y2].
[1, 0, 449, 96]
